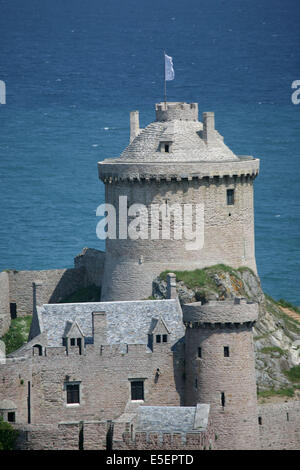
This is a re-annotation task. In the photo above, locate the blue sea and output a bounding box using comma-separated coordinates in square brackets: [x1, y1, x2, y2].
[0, 0, 299, 303]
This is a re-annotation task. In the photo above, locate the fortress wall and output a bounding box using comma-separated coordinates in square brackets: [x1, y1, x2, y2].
[74, 247, 105, 287]
[0, 357, 32, 424]
[258, 401, 300, 449]
[15, 422, 80, 450]
[0, 271, 10, 336]
[22, 343, 185, 429]
[114, 429, 214, 450]
[7, 267, 86, 316]
[102, 175, 256, 301]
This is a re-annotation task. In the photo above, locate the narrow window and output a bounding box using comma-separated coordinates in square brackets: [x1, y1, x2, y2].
[195, 378, 198, 389]
[156, 335, 161, 343]
[70, 338, 76, 346]
[10, 303, 17, 320]
[77, 338, 82, 355]
[62, 338, 67, 347]
[66, 383, 80, 404]
[287, 412, 289, 422]
[131, 381, 144, 401]
[258, 416, 262, 425]
[224, 346, 230, 357]
[7, 412, 15, 423]
[164, 144, 169, 153]
[227, 189, 234, 205]
[221, 392, 225, 407]
[198, 347, 202, 358]
[162, 334, 168, 343]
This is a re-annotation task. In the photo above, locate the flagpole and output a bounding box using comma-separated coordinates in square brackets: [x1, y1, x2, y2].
[164, 50, 167, 105]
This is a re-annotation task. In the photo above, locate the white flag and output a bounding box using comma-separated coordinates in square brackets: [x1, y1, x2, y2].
[165, 53, 175, 81]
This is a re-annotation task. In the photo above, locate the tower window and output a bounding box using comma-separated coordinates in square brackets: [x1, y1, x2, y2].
[10, 303, 17, 320]
[156, 335, 161, 343]
[198, 347, 202, 358]
[66, 383, 80, 404]
[195, 378, 198, 389]
[227, 189, 235, 205]
[131, 381, 144, 401]
[258, 416, 262, 425]
[224, 346, 230, 357]
[221, 392, 225, 407]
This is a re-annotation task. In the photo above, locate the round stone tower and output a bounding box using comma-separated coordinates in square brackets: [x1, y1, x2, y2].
[183, 298, 260, 450]
[98, 102, 259, 301]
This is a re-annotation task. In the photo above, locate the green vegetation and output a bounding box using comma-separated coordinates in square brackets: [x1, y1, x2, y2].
[257, 387, 295, 399]
[284, 365, 300, 383]
[260, 346, 287, 357]
[0, 417, 19, 450]
[59, 285, 101, 303]
[1, 316, 32, 355]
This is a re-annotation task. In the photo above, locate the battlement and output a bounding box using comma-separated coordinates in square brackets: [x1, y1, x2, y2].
[155, 102, 198, 122]
[183, 298, 258, 327]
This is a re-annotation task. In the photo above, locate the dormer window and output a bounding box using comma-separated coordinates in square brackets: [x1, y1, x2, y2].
[159, 141, 172, 153]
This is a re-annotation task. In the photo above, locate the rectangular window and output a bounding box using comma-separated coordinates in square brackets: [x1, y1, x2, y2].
[162, 334, 168, 343]
[164, 144, 169, 153]
[70, 338, 76, 346]
[221, 392, 225, 407]
[198, 347, 202, 358]
[258, 416, 262, 425]
[10, 303, 17, 320]
[66, 383, 80, 404]
[131, 381, 144, 401]
[156, 335, 161, 343]
[227, 189, 234, 205]
[7, 412, 15, 423]
[224, 346, 230, 357]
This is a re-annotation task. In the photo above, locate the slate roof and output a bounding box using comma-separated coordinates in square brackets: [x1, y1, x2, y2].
[39, 299, 184, 348]
[136, 404, 210, 434]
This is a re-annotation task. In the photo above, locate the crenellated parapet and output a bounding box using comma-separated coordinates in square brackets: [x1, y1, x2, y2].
[183, 298, 259, 329]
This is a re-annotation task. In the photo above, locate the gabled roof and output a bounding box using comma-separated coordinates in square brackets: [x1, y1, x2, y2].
[63, 320, 85, 338]
[148, 317, 171, 335]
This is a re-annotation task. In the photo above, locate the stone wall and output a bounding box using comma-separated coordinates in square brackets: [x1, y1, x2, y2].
[101, 175, 257, 301]
[0, 272, 11, 336]
[7, 267, 86, 317]
[0, 341, 185, 435]
[74, 247, 105, 288]
[115, 430, 214, 450]
[258, 401, 300, 450]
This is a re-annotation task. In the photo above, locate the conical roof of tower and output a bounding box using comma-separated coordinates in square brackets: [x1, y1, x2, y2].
[106, 102, 239, 163]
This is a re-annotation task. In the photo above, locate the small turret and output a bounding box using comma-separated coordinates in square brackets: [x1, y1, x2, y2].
[184, 298, 260, 450]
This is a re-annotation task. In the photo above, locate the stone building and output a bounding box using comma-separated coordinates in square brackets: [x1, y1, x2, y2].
[0, 102, 299, 450]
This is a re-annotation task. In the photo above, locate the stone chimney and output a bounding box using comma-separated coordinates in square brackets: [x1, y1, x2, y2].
[203, 112, 215, 143]
[92, 311, 107, 347]
[130, 110, 140, 143]
[167, 273, 177, 299]
[32, 281, 43, 314]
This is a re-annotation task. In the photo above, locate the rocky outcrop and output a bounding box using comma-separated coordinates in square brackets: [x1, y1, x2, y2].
[152, 265, 300, 391]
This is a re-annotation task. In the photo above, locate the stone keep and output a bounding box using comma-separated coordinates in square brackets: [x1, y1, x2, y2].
[98, 102, 260, 301]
